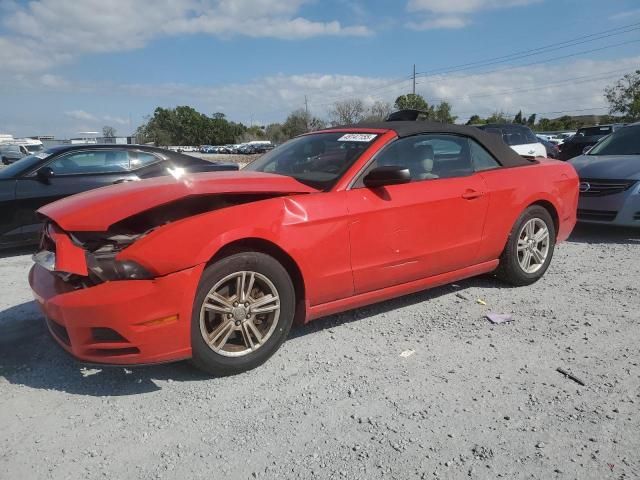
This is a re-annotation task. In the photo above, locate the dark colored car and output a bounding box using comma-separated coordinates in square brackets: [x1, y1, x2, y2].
[558, 124, 625, 160]
[569, 123, 640, 227]
[0, 144, 238, 248]
[537, 136, 560, 159]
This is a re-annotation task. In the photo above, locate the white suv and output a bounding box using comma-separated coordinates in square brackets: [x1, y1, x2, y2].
[478, 124, 547, 158]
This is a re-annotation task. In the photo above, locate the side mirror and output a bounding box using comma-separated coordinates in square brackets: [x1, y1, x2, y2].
[363, 165, 411, 188]
[36, 166, 55, 183]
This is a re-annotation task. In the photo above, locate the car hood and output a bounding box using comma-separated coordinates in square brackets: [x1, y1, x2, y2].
[568, 155, 640, 180]
[39, 171, 319, 231]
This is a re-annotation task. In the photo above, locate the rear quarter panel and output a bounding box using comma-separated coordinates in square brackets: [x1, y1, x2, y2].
[477, 160, 578, 263]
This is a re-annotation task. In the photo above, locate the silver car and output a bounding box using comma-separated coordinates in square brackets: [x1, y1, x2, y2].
[569, 123, 640, 227]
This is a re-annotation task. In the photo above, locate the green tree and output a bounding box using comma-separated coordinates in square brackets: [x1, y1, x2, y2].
[432, 101, 457, 124]
[466, 114, 484, 125]
[527, 113, 537, 127]
[394, 93, 432, 114]
[281, 109, 325, 139]
[513, 110, 524, 124]
[605, 70, 640, 121]
[485, 111, 509, 124]
[265, 123, 287, 144]
[135, 106, 247, 146]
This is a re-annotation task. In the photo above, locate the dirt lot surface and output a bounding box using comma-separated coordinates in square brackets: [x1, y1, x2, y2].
[1, 225, 639, 480]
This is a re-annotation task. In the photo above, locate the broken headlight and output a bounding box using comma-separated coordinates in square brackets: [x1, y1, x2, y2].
[86, 254, 153, 282]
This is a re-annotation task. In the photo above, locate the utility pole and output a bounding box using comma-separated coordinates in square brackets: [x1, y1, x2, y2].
[412, 64, 416, 95]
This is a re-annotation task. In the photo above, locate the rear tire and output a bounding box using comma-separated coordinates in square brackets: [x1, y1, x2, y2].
[495, 205, 556, 286]
[191, 251, 295, 376]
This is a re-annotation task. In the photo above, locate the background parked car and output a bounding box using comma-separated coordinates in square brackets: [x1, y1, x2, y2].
[477, 124, 547, 158]
[537, 136, 560, 159]
[1, 144, 29, 164]
[558, 124, 625, 160]
[0, 144, 238, 248]
[569, 123, 640, 227]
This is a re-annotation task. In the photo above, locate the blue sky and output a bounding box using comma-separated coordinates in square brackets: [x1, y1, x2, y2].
[0, 0, 639, 138]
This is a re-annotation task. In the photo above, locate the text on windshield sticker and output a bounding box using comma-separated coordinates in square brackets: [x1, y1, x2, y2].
[337, 134, 378, 142]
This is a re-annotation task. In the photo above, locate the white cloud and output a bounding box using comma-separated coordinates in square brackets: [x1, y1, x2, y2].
[40, 74, 70, 88]
[0, 0, 371, 74]
[97, 57, 640, 122]
[64, 110, 129, 126]
[609, 9, 640, 21]
[406, 0, 540, 30]
[408, 16, 469, 30]
[64, 110, 98, 121]
[103, 115, 130, 126]
[5, 56, 638, 137]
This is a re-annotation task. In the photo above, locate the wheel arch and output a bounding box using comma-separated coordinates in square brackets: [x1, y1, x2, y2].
[528, 199, 559, 238]
[209, 237, 307, 325]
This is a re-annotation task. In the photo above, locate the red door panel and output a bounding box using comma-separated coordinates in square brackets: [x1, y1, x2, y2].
[346, 175, 489, 295]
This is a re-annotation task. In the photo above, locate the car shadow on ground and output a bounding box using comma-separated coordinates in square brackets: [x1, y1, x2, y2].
[567, 223, 640, 245]
[0, 274, 507, 396]
[0, 301, 210, 396]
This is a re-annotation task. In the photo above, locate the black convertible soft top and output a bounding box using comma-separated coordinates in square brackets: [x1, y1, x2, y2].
[332, 121, 532, 168]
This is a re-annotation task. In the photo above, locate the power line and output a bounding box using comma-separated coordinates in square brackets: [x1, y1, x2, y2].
[415, 22, 640, 77]
[312, 25, 640, 108]
[416, 38, 640, 86]
[416, 67, 632, 104]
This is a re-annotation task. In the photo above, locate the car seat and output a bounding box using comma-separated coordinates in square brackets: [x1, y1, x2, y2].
[406, 143, 438, 180]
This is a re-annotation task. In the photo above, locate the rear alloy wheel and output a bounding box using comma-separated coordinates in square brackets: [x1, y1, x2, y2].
[191, 252, 295, 376]
[496, 206, 556, 286]
[516, 218, 550, 274]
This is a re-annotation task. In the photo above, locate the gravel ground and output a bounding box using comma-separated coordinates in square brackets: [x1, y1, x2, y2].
[1, 224, 639, 480]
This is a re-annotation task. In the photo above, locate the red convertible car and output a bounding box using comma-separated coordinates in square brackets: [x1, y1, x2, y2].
[29, 121, 578, 375]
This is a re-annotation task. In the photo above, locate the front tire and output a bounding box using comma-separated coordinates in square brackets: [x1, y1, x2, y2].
[191, 252, 295, 376]
[495, 206, 556, 286]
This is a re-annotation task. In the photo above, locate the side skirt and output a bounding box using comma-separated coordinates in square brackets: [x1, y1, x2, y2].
[306, 259, 499, 322]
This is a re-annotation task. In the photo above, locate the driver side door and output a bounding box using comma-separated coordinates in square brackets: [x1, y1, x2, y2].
[346, 134, 491, 295]
[14, 149, 138, 242]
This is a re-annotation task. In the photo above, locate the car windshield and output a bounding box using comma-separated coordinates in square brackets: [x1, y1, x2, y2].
[25, 144, 43, 153]
[588, 126, 640, 156]
[576, 126, 612, 137]
[0, 150, 53, 178]
[244, 132, 379, 190]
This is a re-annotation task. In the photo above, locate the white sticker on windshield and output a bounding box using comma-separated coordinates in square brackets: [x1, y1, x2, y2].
[337, 133, 378, 142]
[34, 152, 50, 159]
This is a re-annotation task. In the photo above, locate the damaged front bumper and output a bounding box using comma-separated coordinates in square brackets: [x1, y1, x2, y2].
[29, 263, 203, 365]
[29, 223, 205, 365]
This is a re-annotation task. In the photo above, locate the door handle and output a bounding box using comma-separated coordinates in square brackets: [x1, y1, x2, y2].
[461, 189, 484, 200]
[112, 178, 135, 184]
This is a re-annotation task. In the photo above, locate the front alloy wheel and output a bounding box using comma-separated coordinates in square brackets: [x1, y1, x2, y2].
[191, 252, 295, 376]
[200, 271, 281, 357]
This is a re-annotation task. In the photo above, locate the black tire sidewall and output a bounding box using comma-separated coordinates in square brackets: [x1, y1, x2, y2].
[501, 206, 556, 285]
[191, 252, 295, 375]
